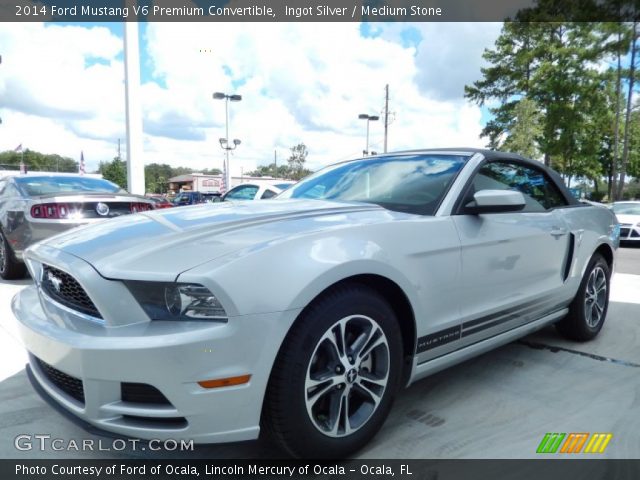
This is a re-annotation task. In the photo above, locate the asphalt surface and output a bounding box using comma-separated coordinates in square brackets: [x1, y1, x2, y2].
[0, 245, 638, 459]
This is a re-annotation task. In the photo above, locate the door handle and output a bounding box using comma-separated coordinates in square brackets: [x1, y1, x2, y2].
[550, 227, 568, 238]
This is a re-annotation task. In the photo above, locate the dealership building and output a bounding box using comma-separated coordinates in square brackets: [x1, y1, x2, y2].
[167, 173, 287, 194]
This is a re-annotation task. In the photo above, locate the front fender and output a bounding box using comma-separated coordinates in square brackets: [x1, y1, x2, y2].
[177, 232, 421, 319]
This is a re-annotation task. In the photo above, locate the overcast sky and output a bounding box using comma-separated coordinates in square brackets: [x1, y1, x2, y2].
[0, 22, 501, 175]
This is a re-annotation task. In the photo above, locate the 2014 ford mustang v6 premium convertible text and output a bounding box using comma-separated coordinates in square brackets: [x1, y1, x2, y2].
[12, 149, 619, 458]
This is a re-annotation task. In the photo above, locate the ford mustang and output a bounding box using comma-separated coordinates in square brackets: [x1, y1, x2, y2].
[0, 174, 153, 280]
[12, 149, 619, 458]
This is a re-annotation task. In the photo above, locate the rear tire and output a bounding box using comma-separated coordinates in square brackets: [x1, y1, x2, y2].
[0, 230, 27, 280]
[556, 253, 610, 341]
[262, 284, 403, 458]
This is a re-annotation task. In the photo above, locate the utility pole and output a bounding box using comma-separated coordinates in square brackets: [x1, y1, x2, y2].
[383, 84, 389, 153]
[274, 149, 277, 178]
[124, 20, 145, 194]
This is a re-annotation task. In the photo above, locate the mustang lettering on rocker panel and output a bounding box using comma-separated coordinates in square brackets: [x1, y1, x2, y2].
[416, 296, 568, 354]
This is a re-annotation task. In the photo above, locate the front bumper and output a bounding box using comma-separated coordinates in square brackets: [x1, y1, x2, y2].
[12, 285, 299, 444]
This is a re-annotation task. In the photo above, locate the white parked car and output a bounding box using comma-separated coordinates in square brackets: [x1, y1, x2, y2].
[222, 181, 293, 201]
[611, 201, 640, 243]
[12, 149, 619, 458]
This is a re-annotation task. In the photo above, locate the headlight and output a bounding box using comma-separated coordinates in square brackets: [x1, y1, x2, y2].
[125, 281, 227, 322]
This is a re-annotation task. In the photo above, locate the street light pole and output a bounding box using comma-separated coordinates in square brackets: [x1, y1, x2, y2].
[213, 92, 242, 193]
[358, 114, 379, 156]
[224, 96, 229, 190]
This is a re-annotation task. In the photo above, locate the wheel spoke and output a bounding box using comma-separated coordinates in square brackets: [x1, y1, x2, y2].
[358, 330, 385, 361]
[306, 375, 341, 406]
[593, 302, 603, 316]
[328, 390, 346, 435]
[355, 378, 384, 408]
[585, 301, 593, 325]
[349, 330, 371, 360]
[332, 319, 348, 359]
[341, 392, 352, 435]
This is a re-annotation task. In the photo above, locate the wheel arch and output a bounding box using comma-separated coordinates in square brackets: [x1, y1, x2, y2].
[286, 273, 417, 386]
[593, 242, 614, 271]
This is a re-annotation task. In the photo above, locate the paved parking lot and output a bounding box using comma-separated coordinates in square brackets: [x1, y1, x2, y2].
[1, 246, 639, 459]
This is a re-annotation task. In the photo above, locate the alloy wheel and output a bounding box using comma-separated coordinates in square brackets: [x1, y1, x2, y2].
[584, 265, 607, 328]
[304, 315, 390, 437]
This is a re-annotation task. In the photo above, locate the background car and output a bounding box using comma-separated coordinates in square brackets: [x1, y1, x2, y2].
[13, 149, 618, 458]
[0, 173, 153, 280]
[146, 195, 174, 209]
[222, 182, 288, 201]
[172, 191, 207, 206]
[203, 192, 222, 203]
[611, 201, 640, 243]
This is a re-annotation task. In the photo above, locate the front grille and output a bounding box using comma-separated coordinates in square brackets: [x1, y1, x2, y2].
[121, 383, 172, 405]
[41, 265, 102, 319]
[36, 357, 85, 404]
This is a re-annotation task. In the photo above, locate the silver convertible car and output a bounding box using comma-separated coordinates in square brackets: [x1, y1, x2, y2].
[12, 149, 619, 458]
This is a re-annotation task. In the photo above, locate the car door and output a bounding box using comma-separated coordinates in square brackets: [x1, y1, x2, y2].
[452, 159, 571, 346]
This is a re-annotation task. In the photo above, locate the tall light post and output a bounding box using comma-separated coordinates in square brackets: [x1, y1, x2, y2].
[213, 92, 242, 193]
[358, 113, 379, 156]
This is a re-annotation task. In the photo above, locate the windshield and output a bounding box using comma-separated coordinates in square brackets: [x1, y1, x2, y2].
[14, 176, 124, 196]
[277, 153, 468, 215]
[612, 203, 640, 215]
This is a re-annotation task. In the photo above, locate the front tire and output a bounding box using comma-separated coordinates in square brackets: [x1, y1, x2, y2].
[262, 284, 403, 458]
[556, 253, 610, 341]
[0, 230, 27, 280]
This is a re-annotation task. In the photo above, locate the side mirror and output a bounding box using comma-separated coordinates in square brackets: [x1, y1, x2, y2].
[464, 189, 526, 214]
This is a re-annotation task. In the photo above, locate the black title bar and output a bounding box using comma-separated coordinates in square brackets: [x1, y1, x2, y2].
[6, 0, 640, 23]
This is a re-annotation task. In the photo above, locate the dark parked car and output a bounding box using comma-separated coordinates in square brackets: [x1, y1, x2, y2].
[146, 195, 174, 209]
[203, 193, 222, 203]
[0, 174, 153, 279]
[173, 191, 207, 206]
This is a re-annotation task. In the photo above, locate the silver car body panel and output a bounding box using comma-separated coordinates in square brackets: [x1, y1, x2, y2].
[12, 150, 619, 443]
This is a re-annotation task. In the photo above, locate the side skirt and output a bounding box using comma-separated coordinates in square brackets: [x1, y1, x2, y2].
[408, 308, 568, 386]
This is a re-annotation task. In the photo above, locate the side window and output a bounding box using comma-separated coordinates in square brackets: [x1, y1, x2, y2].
[226, 185, 259, 200]
[261, 189, 277, 199]
[175, 194, 189, 205]
[471, 161, 568, 212]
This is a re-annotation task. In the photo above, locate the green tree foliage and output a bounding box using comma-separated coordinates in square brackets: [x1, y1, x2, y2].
[500, 98, 543, 159]
[0, 149, 78, 172]
[246, 143, 313, 181]
[245, 163, 291, 178]
[145, 163, 173, 194]
[465, 15, 639, 197]
[287, 143, 312, 180]
[98, 157, 127, 189]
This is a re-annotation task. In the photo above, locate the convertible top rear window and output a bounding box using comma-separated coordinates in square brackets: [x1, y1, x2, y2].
[278, 154, 468, 215]
[14, 176, 124, 196]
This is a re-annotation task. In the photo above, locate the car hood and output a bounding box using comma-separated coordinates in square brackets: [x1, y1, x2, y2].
[33, 199, 391, 280]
